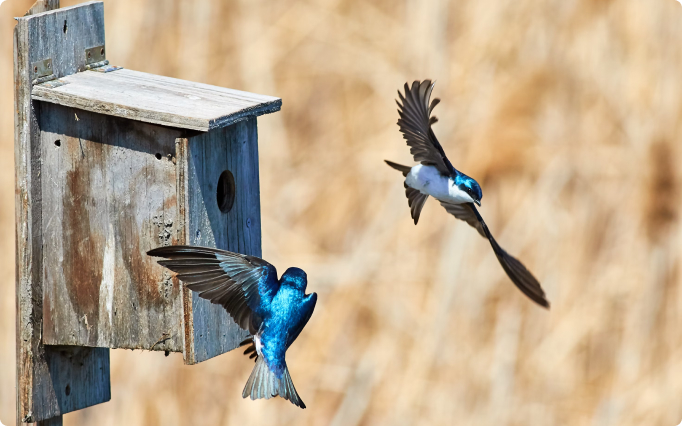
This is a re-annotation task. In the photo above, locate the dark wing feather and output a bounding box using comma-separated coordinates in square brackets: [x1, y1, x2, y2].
[439, 201, 486, 237]
[286, 293, 317, 350]
[439, 202, 550, 308]
[397, 80, 454, 175]
[385, 160, 429, 224]
[406, 185, 429, 225]
[148, 245, 280, 333]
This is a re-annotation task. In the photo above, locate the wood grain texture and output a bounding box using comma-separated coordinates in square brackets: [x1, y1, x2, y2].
[21, 2, 106, 80]
[25, 0, 60, 16]
[32, 68, 282, 131]
[40, 103, 186, 352]
[181, 117, 262, 364]
[23, 3, 65, 425]
[43, 347, 111, 414]
[14, 2, 110, 424]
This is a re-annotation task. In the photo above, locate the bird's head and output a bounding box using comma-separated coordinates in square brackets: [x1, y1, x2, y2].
[455, 173, 483, 206]
[281, 267, 308, 290]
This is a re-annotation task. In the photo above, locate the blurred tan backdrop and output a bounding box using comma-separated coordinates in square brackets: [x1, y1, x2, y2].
[3, 0, 682, 424]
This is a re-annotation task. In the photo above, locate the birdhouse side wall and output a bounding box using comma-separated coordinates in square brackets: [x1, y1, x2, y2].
[180, 117, 261, 364]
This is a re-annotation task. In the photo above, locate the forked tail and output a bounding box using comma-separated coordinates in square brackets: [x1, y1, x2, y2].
[242, 356, 306, 409]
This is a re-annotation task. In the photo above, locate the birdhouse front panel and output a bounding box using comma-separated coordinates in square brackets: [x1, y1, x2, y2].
[40, 102, 186, 352]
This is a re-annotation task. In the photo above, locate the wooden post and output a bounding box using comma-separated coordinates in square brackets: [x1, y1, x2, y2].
[15, 3, 111, 424]
[23, 3, 61, 424]
[18, 0, 60, 417]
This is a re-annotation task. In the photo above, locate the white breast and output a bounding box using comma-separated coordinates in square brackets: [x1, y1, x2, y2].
[405, 164, 474, 205]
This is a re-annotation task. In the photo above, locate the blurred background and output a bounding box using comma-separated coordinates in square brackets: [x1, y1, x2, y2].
[2, 0, 682, 424]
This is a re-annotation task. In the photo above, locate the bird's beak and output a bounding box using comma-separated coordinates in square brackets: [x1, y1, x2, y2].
[474, 199, 481, 207]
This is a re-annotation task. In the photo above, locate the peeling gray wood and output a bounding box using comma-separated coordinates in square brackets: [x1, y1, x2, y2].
[32, 69, 282, 132]
[181, 117, 262, 364]
[15, 1, 111, 424]
[40, 103, 186, 352]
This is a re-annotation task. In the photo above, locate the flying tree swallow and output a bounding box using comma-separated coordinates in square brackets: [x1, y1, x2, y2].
[385, 80, 550, 308]
[148, 246, 317, 408]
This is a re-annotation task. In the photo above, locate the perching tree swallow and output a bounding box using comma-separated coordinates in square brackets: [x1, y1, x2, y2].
[147, 245, 317, 408]
[385, 80, 550, 308]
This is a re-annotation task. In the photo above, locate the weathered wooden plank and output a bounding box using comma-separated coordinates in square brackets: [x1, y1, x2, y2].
[21, 2, 106, 80]
[32, 69, 283, 132]
[25, 0, 60, 16]
[44, 347, 111, 413]
[181, 117, 262, 364]
[40, 103, 185, 352]
[25, 3, 65, 425]
[14, 2, 111, 423]
[28, 346, 109, 426]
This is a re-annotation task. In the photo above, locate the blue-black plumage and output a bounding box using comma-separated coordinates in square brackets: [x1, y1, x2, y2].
[386, 80, 550, 309]
[147, 245, 317, 408]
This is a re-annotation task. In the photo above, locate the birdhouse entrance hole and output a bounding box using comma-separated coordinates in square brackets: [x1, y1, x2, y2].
[217, 170, 236, 213]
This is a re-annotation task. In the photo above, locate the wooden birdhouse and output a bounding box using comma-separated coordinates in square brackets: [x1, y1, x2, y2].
[13, 2, 280, 423]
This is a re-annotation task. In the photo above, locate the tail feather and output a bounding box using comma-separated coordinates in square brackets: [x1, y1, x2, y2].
[242, 357, 306, 409]
[385, 160, 412, 177]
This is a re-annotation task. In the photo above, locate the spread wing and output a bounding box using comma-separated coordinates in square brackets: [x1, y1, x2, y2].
[397, 80, 455, 175]
[439, 202, 550, 308]
[147, 245, 280, 334]
[439, 201, 486, 237]
[286, 293, 317, 349]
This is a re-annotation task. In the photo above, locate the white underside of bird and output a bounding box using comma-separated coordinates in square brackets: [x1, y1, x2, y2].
[405, 164, 475, 204]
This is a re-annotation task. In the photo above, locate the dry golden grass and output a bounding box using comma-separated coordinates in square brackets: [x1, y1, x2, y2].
[3, 0, 682, 424]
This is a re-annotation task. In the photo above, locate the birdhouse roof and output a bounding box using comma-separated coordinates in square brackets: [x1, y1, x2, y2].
[32, 68, 281, 132]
